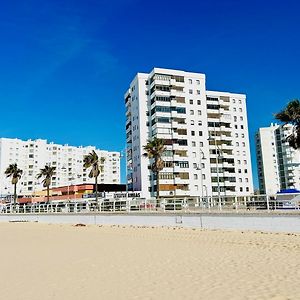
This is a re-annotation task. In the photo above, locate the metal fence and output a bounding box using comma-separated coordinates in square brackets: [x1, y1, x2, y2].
[0, 194, 299, 214]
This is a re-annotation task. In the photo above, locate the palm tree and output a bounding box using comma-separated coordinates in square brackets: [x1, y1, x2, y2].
[83, 150, 105, 203]
[274, 99, 300, 149]
[37, 165, 56, 203]
[5, 163, 23, 207]
[143, 138, 166, 203]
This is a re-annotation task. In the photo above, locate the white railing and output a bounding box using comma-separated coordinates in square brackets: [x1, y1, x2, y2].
[0, 195, 299, 214]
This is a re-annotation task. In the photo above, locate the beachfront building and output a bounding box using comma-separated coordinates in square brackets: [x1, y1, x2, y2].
[125, 67, 253, 198]
[256, 123, 300, 195]
[0, 138, 120, 196]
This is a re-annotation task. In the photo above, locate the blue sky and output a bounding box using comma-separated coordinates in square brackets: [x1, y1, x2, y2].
[0, 0, 299, 187]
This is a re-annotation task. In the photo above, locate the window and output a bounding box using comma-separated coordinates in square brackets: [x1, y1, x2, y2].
[195, 185, 199, 191]
[197, 100, 201, 105]
[239, 108, 242, 112]
[198, 110, 201, 115]
[244, 160, 247, 164]
[189, 79, 192, 84]
[197, 90, 201, 95]
[241, 133, 245, 138]
[233, 108, 237, 112]
[237, 160, 241, 164]
[245, 178, 249, 183]
[238, 169, 241, 173]
[189, 89, 193, 94]
[190, 99, 193, 104]
[234, 116, 237, 122]
[192, 152, 196, 158]
[199, 142, 203, 147]
[202, 174, 206, 179]
[233, 99, 236, 103]
[191, 131, 195, 136]
[235, 133, 238, 138]
[194, 174, 198, 180]
[235, 125, 238, 129]
[236, 142, 239, 146]
[193, 163, 197, 168]
[239, 178, 242, 183]
[239, 100, 242, 104]
[196, 80, 200, 85]
[241, 125, 244, 129]
[192, 141, 196, 147]
[191, 120, 195, 125]
[199, 131, 203, 136]
[190, 110, 194, 115]
[244, 169, 248, 173]
[246, 187, 249, 192]
[198, 120, 202, 126]
[240, 116, 243, 121]
[242, 142, 245, 147]
[240, 187, 243, 192]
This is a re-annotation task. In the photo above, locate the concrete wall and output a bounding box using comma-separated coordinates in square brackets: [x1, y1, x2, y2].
[0, 213, 299, 233]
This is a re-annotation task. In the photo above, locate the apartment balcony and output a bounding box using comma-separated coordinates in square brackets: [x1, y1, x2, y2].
[173, 165, 189, 173]
[174, 189, 190, 197]
[219, 144, 234, 150]
[149, 80, 169, 91]
[207, 110, 221, 122]
[173, 155, 189, 161]
[220, 135, 232, 142]
[221, 161, 235, 168]
[172, 123, 187, 131]
[151, 90, 170, 98]
[174, 179, 190, 186]
[170, 89, 185, 97]
[159, 178, 175, 185]
[220, 125, 231, 132]
[223, 171, 236, 177]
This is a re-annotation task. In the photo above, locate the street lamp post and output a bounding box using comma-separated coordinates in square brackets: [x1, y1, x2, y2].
[196, 149, 206, 203]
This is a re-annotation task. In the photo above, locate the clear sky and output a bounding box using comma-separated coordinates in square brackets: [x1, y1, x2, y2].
[0, 0, 299, 187]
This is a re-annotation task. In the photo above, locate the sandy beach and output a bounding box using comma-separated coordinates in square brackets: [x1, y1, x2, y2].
[0, 222, 299, 300]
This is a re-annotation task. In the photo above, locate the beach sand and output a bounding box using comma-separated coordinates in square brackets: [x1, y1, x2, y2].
[0, 222, 299, 300]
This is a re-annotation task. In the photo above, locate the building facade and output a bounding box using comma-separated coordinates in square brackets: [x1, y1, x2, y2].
[0, 138, 120, 196]
[125, 68, 253, 198]
[256, 123, 300, 195]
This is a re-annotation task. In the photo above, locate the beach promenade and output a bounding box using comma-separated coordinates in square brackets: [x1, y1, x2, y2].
[0, 222, 299, 300]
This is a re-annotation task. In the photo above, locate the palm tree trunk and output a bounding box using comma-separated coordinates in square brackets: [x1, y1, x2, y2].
[47, 186, 50, 203]
[156, 171, 160, 208]
[14, 183, 17, 208]
[95, 176, 98, 203]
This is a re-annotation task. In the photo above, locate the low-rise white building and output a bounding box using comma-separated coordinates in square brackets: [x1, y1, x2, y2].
[125, 68, 254, 198]
[256, 123, 300, 195]
[0, 138, 120, 196]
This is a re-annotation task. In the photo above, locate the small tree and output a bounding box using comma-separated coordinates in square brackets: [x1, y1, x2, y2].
[275, 99, 300, 149]
[37, 165, 56, 203]
[143, 138, 166, 204]
[5, 163, 23, 208]
[83, 150, 105, 203]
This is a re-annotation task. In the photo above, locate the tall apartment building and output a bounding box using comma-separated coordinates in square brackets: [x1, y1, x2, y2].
[256, 123, 300, 194]
[125, 68, 253, 198]
[0, 138, 120, 196]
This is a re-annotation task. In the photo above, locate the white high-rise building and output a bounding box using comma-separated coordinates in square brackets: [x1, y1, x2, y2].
[0, 138, 120, 196]
[256, 123, 300, 195]
[125, 68, 253, 198]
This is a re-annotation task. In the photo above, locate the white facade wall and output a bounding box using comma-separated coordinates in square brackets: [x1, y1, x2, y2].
[125, 68, 254, 198]
[0, 138, 120, 196]
[256, 123, 300, 194]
